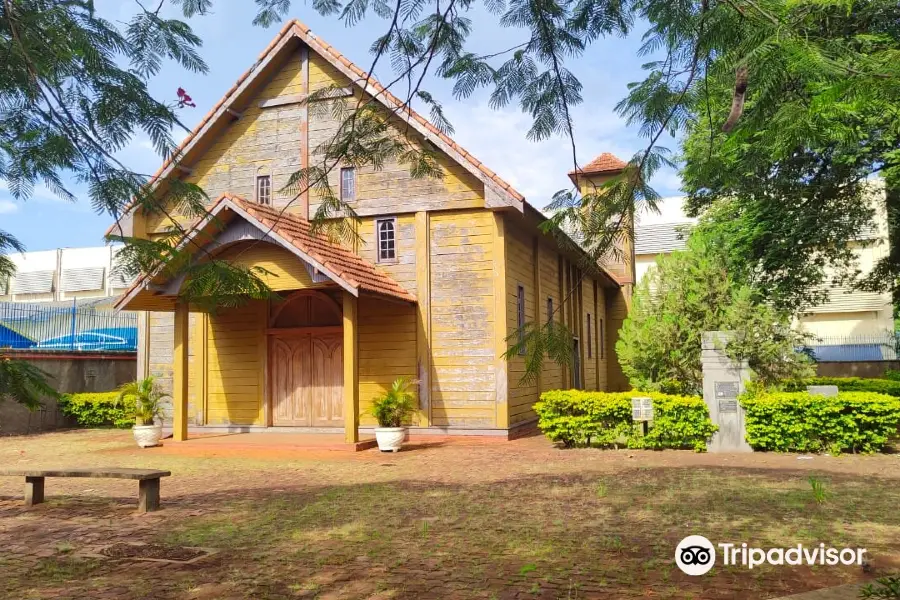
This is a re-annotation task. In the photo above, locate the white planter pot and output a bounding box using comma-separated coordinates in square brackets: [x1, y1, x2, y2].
[133, 423, 163, 448]
[374, 427, 407, 452]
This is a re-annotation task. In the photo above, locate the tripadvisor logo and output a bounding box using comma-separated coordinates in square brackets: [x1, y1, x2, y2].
[675, 536, 867, 576]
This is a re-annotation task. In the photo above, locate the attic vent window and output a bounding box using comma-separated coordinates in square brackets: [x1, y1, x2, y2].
[376, 217, 396, 263]
[256, 175, 271, 205]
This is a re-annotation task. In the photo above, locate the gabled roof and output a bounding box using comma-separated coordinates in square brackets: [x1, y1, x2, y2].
[115, 193, 416, 310]
[567, 153, 628, 185]
[107, 19, 524, 237]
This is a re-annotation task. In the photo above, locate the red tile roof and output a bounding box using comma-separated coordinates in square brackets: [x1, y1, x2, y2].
[226, 195, 416, 303]
[568, 153, 628, 179]
[116, 193, 417, 308]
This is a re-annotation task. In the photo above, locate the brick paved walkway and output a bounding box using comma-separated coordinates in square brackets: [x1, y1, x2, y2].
[1, 430, 898, 599]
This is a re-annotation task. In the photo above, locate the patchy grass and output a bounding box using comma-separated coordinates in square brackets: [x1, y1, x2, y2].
[2, 430, 900, 599]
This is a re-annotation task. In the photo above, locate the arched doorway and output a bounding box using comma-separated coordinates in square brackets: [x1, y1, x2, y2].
[268, 291, 343, 427]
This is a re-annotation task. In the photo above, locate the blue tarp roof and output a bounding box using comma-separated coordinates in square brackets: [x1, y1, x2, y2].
[808, 344, 889, 362]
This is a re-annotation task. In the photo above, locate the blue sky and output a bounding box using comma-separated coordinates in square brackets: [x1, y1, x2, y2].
[0, 1, 682, 252]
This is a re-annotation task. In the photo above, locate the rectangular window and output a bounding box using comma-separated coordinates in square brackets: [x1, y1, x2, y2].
[573, 338, 581, 388]
[376, 217, 396, 262]
[587, 313, 592, 358]
[599, 318, 605, 359]
[340, 167, 355, 201]
[546, 297, 553, 325]
[256, 175, 271, 205]
[517, 284, 526, 355]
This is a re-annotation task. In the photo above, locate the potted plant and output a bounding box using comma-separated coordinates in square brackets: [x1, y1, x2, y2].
[371, 377, 416, 452]
[117, 376, 167, 448]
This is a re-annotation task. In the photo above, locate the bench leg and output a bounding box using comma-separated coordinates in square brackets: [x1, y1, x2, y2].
[138, 478, 160, 513]
[25, 476, 45, 507]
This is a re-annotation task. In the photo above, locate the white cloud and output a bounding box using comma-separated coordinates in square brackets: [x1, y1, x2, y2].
[444, 99, 685, 211]
[0, 199, 17, 214]
[445, 102, 637, 209]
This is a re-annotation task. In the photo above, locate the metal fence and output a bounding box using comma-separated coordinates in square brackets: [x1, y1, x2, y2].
[806, 334, 900, 362]
[0, 301, 137, 353]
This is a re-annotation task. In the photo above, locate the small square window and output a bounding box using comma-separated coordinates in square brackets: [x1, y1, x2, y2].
[256, 175, 271, 205]
[376, 217, 396, 262]
[340, 167, 356, 201]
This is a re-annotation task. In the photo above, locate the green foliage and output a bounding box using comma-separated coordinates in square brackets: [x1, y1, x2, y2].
[740, 390, 900, 454]
[808, 476, 830, 505]
[116, 377, 168, 426]
[533, 390, 717, 452]
[617, 232, 812, 395]
[861, 576, 900, 599]
[58, 392, 134, 429]
[784, 377, 900, 398]
[370, 377, 416, 428]
[677, 1, 900, 313]
[883, 369, 900, 383]
[503, 319, 575, 386]
[0, 357, 58, 410]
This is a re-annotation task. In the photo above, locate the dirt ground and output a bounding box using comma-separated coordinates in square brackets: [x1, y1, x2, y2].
[1, 429, 899, 599]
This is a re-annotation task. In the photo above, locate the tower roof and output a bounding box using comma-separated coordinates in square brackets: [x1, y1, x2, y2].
[568, 153, 628, 184]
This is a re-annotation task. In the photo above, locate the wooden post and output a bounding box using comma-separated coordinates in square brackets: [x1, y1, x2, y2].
[25, 476, 44, 506]
[558, 256, 567, 387]
[173, 301, 189, 441]
[415, 211, 432, 427]
[138, 478, 161, 513]
[532, 237, 542, 396]
[342, 291, 359, 443]
[492, 213, 509, 429]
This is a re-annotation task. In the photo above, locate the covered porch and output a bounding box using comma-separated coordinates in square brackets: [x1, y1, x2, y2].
[115, 194, 418, 444]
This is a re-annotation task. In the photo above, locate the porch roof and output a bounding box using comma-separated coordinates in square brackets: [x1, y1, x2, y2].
[115, 193, 417, 311]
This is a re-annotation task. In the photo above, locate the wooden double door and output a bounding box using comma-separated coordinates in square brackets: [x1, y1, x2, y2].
[270, 333, 343, 427]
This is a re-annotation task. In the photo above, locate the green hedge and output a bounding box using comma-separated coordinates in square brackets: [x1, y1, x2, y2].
[534, 390, 717, 451]
[741, 390, 900, 454]
[784, 377, 900, 398]
[58, 392, 134, 429]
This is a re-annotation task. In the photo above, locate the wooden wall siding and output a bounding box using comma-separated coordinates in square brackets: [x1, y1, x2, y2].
[501, 216, 614, 424]
[429, 210, 496, 427]
[505, 221, 538, 425]
[215, 241, 328, 292]
[356, 215, 417, 293]
[358, 297, 418, 426]
[148, 311, 174, 401]
[538, 241, 563, 393]
[306, 55, 483, 220]
[206, 301, 266, 425]
[605, 288, 630, 391]
[581, 275, 598, 391]
[145, 47, 307, 234]
[147, 312, 203, 424]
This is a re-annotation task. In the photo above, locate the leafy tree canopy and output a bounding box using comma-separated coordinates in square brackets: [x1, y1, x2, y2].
[2, 0, 898, 377]
[678, 0, 900, 313]
[616, 230, 813, 396]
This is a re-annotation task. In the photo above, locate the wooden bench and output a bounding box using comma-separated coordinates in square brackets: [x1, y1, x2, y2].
[0, 468, 171, 513]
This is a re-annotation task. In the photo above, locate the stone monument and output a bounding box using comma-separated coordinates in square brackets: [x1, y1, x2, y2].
[701, 331, 753, 453]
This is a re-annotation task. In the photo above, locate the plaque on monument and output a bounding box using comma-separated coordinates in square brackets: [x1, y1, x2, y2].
[715, 381, 740, 398]
[718, 399, 738, 413]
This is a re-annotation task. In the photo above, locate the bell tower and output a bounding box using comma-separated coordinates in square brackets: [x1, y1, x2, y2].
[567, 153, 636, 303]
